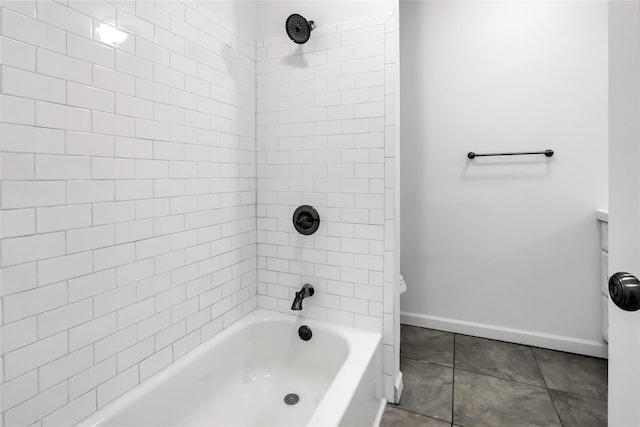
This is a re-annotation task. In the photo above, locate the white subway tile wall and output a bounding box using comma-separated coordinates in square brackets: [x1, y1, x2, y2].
[0, 1, 257, 425]
[255, 13, 400, 400]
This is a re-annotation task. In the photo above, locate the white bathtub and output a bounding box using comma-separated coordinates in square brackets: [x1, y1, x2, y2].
[78, 309, 384, 427]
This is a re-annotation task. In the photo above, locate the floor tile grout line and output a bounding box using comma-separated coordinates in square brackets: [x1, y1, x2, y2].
[400, 354, 453, 369]
[399, 330, 607, 427]
[547, 389, 566, 427]
[531, 347, 565, 427]
[547, 387, 609, 403]
[399, 353, 454, 369]
[531, 348, 608, 399]
[401, 354, 549, 391]
[531, 346, 550, 389]
[451, 333, 456, 425]
[387, 403, 453, 425]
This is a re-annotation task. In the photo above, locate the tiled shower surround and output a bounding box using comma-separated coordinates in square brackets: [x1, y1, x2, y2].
[0, 1, 256, 425]
[255, 13, 400, 399]
[0, 1, 400, 425]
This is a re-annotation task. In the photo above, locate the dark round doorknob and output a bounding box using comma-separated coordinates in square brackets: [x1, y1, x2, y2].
[609, 272, 640, 312]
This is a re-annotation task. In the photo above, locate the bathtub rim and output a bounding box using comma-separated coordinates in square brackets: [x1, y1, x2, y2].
[76, 308, 382, 427]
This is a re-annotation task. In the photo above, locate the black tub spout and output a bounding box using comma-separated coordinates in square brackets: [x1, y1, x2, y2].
[291, 284, 314, 310]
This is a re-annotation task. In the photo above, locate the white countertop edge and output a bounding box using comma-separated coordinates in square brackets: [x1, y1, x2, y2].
[596, 209, 609, 222]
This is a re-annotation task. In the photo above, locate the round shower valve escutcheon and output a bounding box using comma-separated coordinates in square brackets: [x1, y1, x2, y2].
[293, 205, 320, 235]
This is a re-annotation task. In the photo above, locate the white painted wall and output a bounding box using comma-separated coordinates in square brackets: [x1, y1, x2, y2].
[400, 1, 608, 357]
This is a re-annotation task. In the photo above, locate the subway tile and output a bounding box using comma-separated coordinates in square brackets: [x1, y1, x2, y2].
[1, 232, 65, 267]
[155, 321, 186, 350]
[37, 48, 92, 85]
[67, 180, 115, 204]
[155, 27, 185, 54]
[67, 33, 115, 68]
[37, 0, 92, 37]
[0, 37, 36, 71]
[155, 64, 186, 89]
[66, 132, 115, 157]
[0, 94, 34, 125]
[94, 285, 136, 319]
[92, 111, 135, 137]
[3, 332, 68, 380]
[136, 78, 171, 103]
[116, 258, 154, 286]
[170, 17, 197, 44]
[136, 38, 171, 66]
[1, 153, 34, 181]
[67, 82, 115, 113]
[36, 101, 91, 132]
[38, 299, 93, 339]
[1, 9, 66, 53]
[3, 382, 68, 427]
[0, 317, 38, 356]
[355, 40, 384, 58]
[115, 180, 154, 200]
[38, 346, 93, 391]
[116, 51, 153, 79]
[42, 390, 97, 427]
[0, 371, 38, 412]
[1, 1, 37, 18]
[1, 208, 35, 238]
[139, 347, 172, 381]
[93, 65, 135, 95]
[2, 65, 66, 103]
[92, 157, 135, 179]
[115, 219, 154, 244]
[97, 366, 139, 408]
[136, 1, 171, 29]
[93, 243, 136, 271]
[38, 251, 93, 286]
[115, 94, 154, 119]
[136, 118, 171, 141]
[69, 313, 116, 351]
[0, 123, 65, 154]
[117, 337, 154, 373]
[68, 269, 116, 303]
[68, 358, 116, 400]
[92, 20, 136, 54]
[36, 204, 92, 233]
[68, 0, 116, 25]
[1, 263, 37, 297]
[115, 137, 153, 158]
[117, 7, 154, 40]
[35, 154, 91, 180]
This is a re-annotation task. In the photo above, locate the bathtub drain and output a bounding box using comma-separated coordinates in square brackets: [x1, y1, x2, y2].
[284, 393, 299, 405]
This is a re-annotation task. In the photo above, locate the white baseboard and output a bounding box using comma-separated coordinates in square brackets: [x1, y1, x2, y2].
[400, 311, 608, 359]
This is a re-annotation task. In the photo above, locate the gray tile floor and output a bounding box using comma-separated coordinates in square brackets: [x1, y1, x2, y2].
[381, 325, 608, 427]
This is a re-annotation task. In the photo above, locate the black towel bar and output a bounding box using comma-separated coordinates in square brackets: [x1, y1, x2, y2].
[467, 149, 554, 159]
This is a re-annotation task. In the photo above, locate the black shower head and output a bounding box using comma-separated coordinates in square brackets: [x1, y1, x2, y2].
[286, 14, 316, 44]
